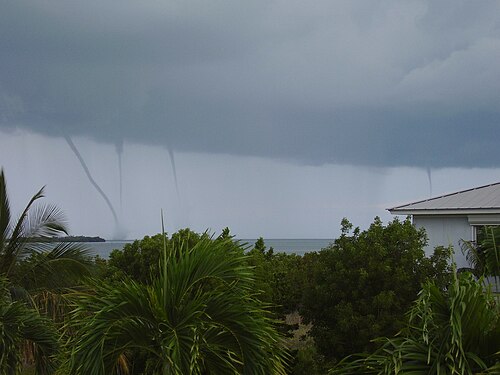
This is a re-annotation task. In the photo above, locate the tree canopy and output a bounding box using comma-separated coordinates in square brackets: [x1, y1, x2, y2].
[300, 217, 452, 364]
[67, 235, 288, 374]
[0, 168, 92, 373]
[330, 272, 500, 374]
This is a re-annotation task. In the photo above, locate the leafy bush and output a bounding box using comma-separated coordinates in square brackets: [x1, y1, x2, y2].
[66, 236, 288, 374]
[300, 217, 452, 363]
[330, 272, 500, 374]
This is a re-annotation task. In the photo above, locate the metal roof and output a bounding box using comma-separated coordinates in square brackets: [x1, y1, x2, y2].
[388, 182, 500, 214]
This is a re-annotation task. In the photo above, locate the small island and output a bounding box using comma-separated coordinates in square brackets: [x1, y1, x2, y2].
[56, 235, 106, 242]
[26, 236, 106, 243]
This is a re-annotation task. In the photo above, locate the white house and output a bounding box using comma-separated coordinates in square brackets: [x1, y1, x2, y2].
[388, 182, 500, 269]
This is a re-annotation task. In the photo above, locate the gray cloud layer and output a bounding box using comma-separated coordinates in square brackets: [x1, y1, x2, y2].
[1, 0, 499, 167]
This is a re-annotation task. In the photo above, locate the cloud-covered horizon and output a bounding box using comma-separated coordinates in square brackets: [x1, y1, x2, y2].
[1, 0, 500, 168]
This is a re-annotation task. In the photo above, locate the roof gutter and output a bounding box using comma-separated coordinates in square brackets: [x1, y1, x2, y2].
[388, 208, 500, 216]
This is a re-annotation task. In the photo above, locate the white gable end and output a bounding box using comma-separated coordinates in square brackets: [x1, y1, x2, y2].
[388, 182, 500, 270]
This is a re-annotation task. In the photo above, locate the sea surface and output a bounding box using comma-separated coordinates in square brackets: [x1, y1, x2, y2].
[85, 239, 334, 259]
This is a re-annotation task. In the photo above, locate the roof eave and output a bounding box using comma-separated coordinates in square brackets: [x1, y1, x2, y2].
[388, 208, 500, 216]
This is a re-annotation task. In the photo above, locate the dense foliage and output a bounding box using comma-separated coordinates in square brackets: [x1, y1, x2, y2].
[0, 170, 92, 298]
[0, 276, 59, 374]
[101, 228, 244, 285]
[246, 238, 305, 316]
[102, 229, 205, 283]
[462, 225, 500, 288]
[0, 169, 92, 374]
[299, 217, 452, 364]
[3, 168, 499, 374]
[67, 236, 288, 374]
[330, 272, 500, 374]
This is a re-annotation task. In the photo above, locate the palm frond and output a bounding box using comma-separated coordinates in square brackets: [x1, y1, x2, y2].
[330, 272, 500, 374]
[0, 277, 59, 374]
[461, 238, 485, 277]
[17, 242, 93, 292]
[0, 169, 11, 256]
[9, 185, 46, 243]
[0, 184, 46, 276]
[481, 227, 500, 284]
[24, 203, 68, 239]
[0, 170, 92, 373]
[67, 236, 289, 374]
[462, 226, 500, 291]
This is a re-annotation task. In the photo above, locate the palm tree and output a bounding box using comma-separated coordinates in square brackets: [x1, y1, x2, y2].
[0, 276, 59, 374]
[0, 169, 92, 302]
[461, 226, 500, 293]
[67, 236, 289, 374]
[0, 168, 93, 372]
[329, 271, 500, 374]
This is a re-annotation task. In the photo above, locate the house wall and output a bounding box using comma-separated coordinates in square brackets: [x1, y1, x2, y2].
[413, 215, 471, 269]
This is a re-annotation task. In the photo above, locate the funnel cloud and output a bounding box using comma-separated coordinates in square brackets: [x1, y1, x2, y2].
[0, 1, 499, 240]
[0, 0, 498, 170]
[65, 135, 119, 227]
[115, 140, 124, 213]
[166, 146, 180, 198]
[426, 167, 433, 198]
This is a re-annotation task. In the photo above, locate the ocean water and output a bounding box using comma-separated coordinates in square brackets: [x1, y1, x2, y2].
[86, 239, 334, 259]
[239, 239, 333, 255]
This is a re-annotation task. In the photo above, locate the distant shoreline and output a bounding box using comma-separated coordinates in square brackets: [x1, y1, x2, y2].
[27, 236, 106, 243]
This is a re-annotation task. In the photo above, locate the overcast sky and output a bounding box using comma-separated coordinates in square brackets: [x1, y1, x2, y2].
[1, 0, 499, 239]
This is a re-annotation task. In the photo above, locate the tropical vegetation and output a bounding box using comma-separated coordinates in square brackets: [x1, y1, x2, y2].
[0, 170, 92, 294]
[2, 167, 499, 374]
[66, 234, 288, 374]
[462, 225, 500, 289]
[329, 226, 500, 374]
[329, 271, 500, 374]
[0, 169, 93, 373]
[298, 218, 452, 366]
[0, 276, 59, 374]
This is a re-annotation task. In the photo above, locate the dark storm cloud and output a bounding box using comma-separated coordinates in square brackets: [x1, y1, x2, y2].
[1, 0, 499, 168]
